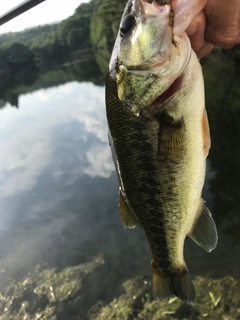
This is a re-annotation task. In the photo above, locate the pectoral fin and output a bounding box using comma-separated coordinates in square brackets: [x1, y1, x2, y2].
[202, 108, 211, 159]
[119, 189, 137, 229]
[188, 200, 218, 252]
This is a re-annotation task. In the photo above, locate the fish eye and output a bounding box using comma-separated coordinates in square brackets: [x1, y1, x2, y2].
[120, 15, 136, 37]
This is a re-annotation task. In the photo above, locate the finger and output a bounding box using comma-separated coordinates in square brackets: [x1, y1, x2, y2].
[172, 0, 207, 35]
[204, 0, 240, 47]
[195, 43, 214, 60]
[186, 11, 213, 59]
[186, 10, 205, 36]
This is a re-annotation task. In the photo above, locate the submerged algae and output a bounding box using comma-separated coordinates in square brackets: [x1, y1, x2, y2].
[88, 276, 240, 320]
[0, 255, 104, 320]
[1, 255, 239, 319]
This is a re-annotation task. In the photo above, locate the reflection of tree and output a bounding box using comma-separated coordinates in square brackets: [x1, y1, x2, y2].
[0, 51, 103, 107]
[2, 90, 19, 108]
[0, 41, 38, 106]
[0, 41, 38, 91]
[0, 100, 6, 109]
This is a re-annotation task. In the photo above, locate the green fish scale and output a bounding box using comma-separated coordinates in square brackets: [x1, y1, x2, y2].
[106, 73, 187, 274]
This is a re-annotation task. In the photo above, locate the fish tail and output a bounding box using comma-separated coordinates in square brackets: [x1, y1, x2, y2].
[151, 261, 195, 304]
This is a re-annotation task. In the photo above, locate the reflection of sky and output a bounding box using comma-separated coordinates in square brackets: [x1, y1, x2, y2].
[0, 80, 151, 294]
[0, 82, 114, 199]
[0, 81, 120, 287]
[0, 80, 239, 299]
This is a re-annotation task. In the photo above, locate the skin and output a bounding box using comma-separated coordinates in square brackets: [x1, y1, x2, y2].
[186, 0, 240, 59]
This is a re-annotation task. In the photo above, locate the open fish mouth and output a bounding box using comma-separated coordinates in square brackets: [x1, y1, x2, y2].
[137, 75, 183, 118]
[126, 46, 191, 111]
[149, 75, 183, 107]
[117, 62, 183, 117]
[124, 63, 183, 112]
[124, 44, 191, 95]
[123, 51, 170, 71]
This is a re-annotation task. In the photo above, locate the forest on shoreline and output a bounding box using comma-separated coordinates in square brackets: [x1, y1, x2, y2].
[0, 0, 240, 111]
[0, 0, 125, 107]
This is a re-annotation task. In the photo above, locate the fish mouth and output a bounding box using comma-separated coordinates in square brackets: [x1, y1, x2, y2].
[149, 75, 182, 107]
[122, 66, 183, 117]
[139, 74, 183, 119]
[125, 50, 170, 72]
[130, 75, 182, 117]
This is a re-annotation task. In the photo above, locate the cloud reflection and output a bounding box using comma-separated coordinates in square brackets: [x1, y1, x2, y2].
[0, 82, 114, 198]
[83, 143, 114, 178]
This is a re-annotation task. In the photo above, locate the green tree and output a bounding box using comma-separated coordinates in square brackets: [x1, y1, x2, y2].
[90, 0, 125, 74]
[57, 15, 90, 50]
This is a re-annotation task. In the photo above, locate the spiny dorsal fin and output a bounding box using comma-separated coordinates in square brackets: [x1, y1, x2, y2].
[188, 200, 218, 252]
[119, 188, 137, 229]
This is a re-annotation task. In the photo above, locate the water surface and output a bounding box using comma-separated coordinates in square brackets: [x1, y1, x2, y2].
[0, 43, 240, 320]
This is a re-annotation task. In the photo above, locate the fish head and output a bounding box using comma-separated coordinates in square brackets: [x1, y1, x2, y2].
[109, 0, 191, 116]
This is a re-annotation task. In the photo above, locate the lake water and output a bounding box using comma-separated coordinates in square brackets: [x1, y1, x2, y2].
[0, 62, 240, 318]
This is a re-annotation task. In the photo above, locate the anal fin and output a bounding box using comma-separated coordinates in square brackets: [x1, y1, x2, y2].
[202, 108, 211, 159]
[188, 199, 218, 252]
[119, 189, 137, 229]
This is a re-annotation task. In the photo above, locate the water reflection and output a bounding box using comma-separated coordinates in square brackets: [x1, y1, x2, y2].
[0, 82, 113, 199]
[0, 82, 116, 286]
[0, 56, 239, 318]
[0, 80, 152, 318]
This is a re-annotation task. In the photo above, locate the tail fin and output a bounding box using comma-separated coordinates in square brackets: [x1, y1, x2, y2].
[151, 262, 195, 304]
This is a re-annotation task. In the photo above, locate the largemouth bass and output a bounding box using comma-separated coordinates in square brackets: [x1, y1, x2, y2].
[106, 0, 217, 304]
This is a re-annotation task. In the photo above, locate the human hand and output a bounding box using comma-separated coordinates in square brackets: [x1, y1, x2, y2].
[186, 10, 213, 59]
[186, 0, 240, 59]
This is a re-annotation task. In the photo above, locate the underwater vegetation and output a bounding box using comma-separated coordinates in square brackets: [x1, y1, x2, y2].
[88, 276, 240, 320]
[0, 255, 104, 320]
[0, 254, 239, 319]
